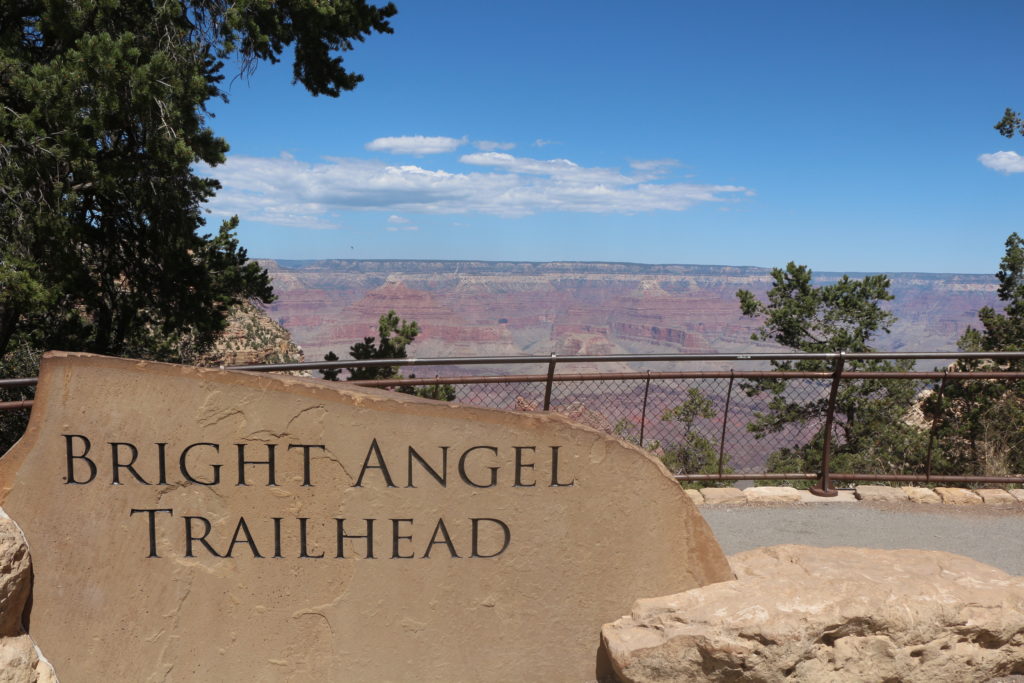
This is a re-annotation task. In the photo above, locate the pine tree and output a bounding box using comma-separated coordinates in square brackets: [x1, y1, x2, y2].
[0, 0, 396, 361]
[658, 387, 722, 476]
[347, 311, 420, 382]
[929, 233, 1024, 476]
[737, 263, 925, 480]
[321, 351, 343, 382]
[323, 311, 456, 401]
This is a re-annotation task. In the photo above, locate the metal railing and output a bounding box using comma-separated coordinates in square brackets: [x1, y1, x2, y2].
[5, 351, 1024, 494]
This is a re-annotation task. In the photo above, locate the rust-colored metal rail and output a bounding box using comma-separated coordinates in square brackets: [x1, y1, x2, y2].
[676, 473, 1024, 485]
[810, 353, 845, 497]
[352, 369, 1024, 386]
[5, 367, 1024, 392]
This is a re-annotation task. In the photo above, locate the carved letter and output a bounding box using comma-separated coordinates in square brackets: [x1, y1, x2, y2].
[288, 444, 324, 486]
[225, 517, 263, 558]
[130, 508, 172, 558]
[391, 518, 414, 559]
[513, 446, 536, 487]
[354, 439, 395, 487]
[549, 446, 575, 487]
[184, 516, 223, 558]
[335, 519, 375, 559]
[406, 446, 448, 488]
[64, 434, 96, 485]
[298, 517, 324, 558]
[458, 446, 499, 488]
[155, 443, 169, 485]
[236, 443, 277, 486]
[111, 442, 148, 485]
[179, 443, 222, 486]
[471, 518, 511, 558]
[423, 518, 460, 559]
[272, 517, 284, 558]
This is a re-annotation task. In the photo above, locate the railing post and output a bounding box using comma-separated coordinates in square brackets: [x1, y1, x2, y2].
[718, 371, 734, 478]
[810, 352, 845, 497]
[542, 353, 557, 411]
[924, 369, 948, 484]
[639, 371, 651, 448]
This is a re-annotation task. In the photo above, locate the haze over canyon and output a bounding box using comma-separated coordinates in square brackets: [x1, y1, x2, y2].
[260, 260, 1000, 372]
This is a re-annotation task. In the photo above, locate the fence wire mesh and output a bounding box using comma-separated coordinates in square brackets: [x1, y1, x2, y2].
[390, 370, 1024, 485]
[449, 375, 838, 476]
[5, 351, 1024, 486]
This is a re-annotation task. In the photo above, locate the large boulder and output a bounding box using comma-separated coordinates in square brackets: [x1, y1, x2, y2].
[0, 635, 56, 683]
[603, 544, 1024, 682]
[0, 512, 30, 638]
[0, 513, 55, 683]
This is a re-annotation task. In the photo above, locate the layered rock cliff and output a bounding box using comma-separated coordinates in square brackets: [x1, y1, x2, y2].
[258, 260, 999, 368]
[195, 301, 305, 368]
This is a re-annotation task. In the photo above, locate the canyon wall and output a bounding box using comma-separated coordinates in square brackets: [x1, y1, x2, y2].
[260, 260, 998, 371]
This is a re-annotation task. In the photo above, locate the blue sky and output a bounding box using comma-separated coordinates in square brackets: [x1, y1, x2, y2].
[202, 0, 1024, 274]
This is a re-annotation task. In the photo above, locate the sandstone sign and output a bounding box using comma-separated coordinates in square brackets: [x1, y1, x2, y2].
[0, 352, 731, 681]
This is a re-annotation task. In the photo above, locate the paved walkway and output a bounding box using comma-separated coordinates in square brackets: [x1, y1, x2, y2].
[702, 501, 1024, 575]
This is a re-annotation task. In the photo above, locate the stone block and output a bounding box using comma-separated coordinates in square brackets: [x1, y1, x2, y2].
[683, 489, 704, 505]
[935, 487, 983, 504]
[854, 485, 909, 503]
[977, 488, 1020, 506]
[0, 352, 733, 682]
[900, 486, 941, 504]
[1009, 488, 1024, 503]
[744, 486, 802, 504]
[699, 487, 746, 505]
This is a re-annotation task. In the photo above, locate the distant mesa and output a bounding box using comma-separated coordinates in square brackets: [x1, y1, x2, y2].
[257, 259, 998, 368]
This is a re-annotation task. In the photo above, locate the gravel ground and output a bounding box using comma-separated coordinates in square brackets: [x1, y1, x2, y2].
[702, 501, 1024, 576]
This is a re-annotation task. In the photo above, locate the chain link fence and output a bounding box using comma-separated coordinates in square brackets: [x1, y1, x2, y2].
[5, 352, 1024, 490]
[340, 353, 1024, 490]
[401, 372, 1024, 489]
[443, 375, 833, 476]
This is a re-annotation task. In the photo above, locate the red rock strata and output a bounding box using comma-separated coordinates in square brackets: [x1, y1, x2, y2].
[259, 260, 998, 369]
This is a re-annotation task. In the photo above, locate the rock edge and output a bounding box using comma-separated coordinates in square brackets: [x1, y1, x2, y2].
[602, 544, 1024, 682]
[0, 510, 56, 683]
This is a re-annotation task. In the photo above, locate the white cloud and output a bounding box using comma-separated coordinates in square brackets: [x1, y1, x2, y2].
[386, 214, 419, 231]
[474, 140, 516, 151]
[979, 150, 1024, 174]
[533, 138, 556, 147]
[201, 151, 749, 226]
[365, 135, 467, 155]
[460, 152, 586, 175]
[630, 159, 678, 173]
